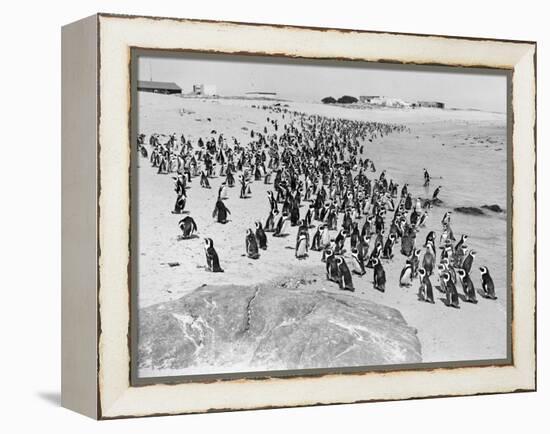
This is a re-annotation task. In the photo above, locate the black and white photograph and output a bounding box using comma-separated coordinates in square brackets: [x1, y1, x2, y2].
[133, 53, 510, 380]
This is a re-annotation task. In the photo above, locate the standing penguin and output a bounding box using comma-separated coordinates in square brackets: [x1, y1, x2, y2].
[401, 229, 415, 257]
[456, 269, 477, 303]
[418, 211, 428, 227]
[357, 234, 371, 262]
[173, 192, 186, 214]
[333, 229, 346, 254]
[295, 233, 309, 259]
[325, 249, 339, 283]
[178, 216, 198, 239]
[310, 226, 323, 251]
[381, 233, 397, 259]
[422, 244, 435, 276]
[417, 268, 434, 303]
[372, 258, 386, 292]
[462, 250, 476, 274]
[409, 248, 421, 278]
[265, 208, 277, 232]
[320, 224, 331, 249]
[204, 238, 224, 272]
[424, 231, 436, 247]
[455, 234, 468, 255]
[443, 272, 460, 308]
[218, 182, 229, 200]
[255, 221, 267, 250]
[432, 185, 442, 200]
[245, 228, 260, 259]
[367, 241, 383, 268]
[399, 262, 413, 287]
[336, 257, 355, 291]
[350, 248, 366, 276]
[273, 211, 290, 237]
[212, 198, 231, 224]
[479, 266, 497, 299]
[200, 171, 211, 189]
[436, 264, 447, 293]
[349, 222, 360, 250]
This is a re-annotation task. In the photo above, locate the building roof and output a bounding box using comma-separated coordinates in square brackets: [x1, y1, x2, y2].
[137, 80, 182, 91]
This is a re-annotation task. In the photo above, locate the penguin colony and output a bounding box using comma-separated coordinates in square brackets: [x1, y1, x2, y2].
[139, 104, 499, 308]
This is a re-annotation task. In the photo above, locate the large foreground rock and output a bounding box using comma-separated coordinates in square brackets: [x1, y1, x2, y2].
[138, 285, 422, 373]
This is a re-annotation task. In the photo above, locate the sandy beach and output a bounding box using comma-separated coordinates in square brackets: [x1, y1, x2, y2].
[136, 92, 508, 374]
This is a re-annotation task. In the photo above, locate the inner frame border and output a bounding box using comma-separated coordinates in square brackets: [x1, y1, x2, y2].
[128, 48, 514, 387]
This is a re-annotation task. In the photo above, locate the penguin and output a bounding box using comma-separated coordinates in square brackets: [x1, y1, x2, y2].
[334, 229, 346, 254]
[422, 244, 435, 276]
[304, 204, 314, 228]
[441, 211, 452, 227]
[400, 230, 415, 257]
[273, 211, 290, 237]
[432, 185, 442, 200]
[423, 169, 430, 187]
[178, 216, 197, 239]
[443, 272, 460, 308]
[295, 233, 309, 259]
[440, 243, 454, 263]
[424, 231, 436, 248]
[212, 197, 231, 224]
[410, 209, 419, 226]
[336, 256, 355, 291]
[456, 268, 478, 303]
[325, 249, 339, 283]
[456, 244, 468, 268]
[404, 193, 413, 211]
[265, 209, 277, 232]
[373, 231, 385, 253]
[218, 182, 229, 200]
[255, 221, 267, 250]
[204, 238, 224, 272]
[479, 266, 497, 299]
[350, 248, 366, 276]
[381, 233, 397, 259]
[361, 216, 373, 238]
[310, 226, 323, 251]
[462, 250, 476, 274]
[349, 222, 360, 249]
[320, 224, 331, 249]
[245, 228, 260, 259]
[173, 192, 186, 214]
[441, 258, 457, 284]
[417, 267, 434, 303]
[409, 248, 421, 278]
[366, 241, 382, 268]
[357, 234, 371, 262]
[372, 258, 386, 292]
[436, 264, 447, 293]
[440, 224, 451, 245]
[455, 234, 468, 255]
[200, 171, 211, 189]
[418, 211, 428, 227]
[399, 262, 413, 287]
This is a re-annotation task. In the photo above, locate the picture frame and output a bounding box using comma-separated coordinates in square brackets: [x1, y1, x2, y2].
[61, 13, 536, 419]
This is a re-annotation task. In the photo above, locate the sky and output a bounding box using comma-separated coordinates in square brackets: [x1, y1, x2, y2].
[138, 53, 507, 112]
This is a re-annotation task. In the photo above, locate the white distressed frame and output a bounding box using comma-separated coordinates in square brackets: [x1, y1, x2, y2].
[91, 14, 535, 419]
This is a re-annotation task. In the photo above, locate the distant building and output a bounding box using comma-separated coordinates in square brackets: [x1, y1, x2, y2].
[359, 96, 410, 107]
[193, 84, 217, 96]
[418, 101, 445, 109]
[359, 96, 379, 103]
[137, 80, 182, 95]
